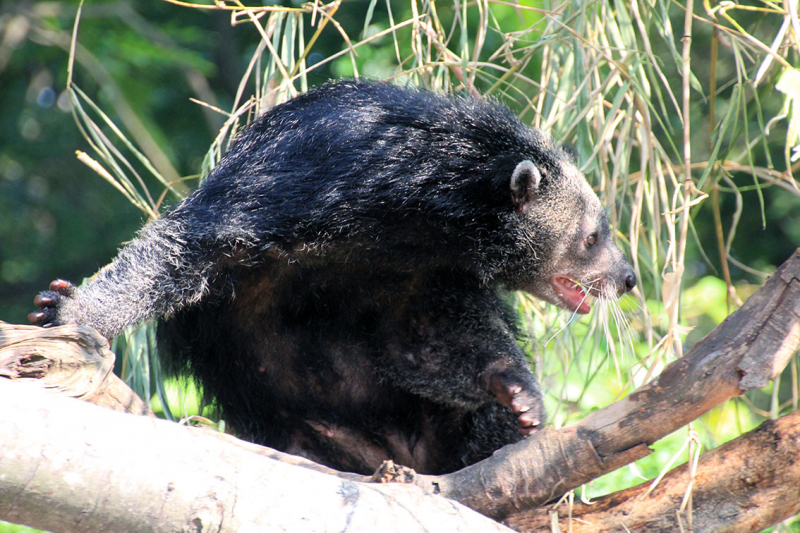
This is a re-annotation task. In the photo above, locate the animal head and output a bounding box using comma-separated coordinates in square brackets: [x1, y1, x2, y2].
[503, 155, 636, 314]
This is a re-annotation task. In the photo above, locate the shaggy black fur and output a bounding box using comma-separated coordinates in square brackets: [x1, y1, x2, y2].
[31, 80, 635, 474]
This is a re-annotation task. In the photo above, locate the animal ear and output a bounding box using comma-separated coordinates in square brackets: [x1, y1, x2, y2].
[509, 160, 541, 214]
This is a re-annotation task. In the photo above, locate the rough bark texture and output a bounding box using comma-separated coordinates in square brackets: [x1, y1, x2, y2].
[0, 379, 512, 533]
[504, 409, 800, 532]
[412, 249, 800, 520]
[0, 322, 150, 415]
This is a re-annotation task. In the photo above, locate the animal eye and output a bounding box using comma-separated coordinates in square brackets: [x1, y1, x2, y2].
[586, 233, 597, 246]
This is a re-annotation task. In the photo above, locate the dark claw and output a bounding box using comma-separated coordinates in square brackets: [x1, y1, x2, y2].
[49, 279, 76, 296]
[29, 279, 76, 327]
[27, 311, 46, 324]
[28, 306, 56, 327]
[510, 397, 529, 413]
[28, 308, 55, 327]
[517, 411, 541, 435]
[34, 294, 54, 307]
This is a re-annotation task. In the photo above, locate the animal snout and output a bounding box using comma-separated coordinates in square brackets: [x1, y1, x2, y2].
[625, 271, 636, 292]
[616, 265, 636, 296]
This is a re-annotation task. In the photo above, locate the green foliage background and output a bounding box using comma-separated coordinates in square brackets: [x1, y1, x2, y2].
[1, 0, 799, 531]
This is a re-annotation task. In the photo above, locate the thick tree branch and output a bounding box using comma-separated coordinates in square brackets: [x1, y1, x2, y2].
[413, 249, 800, 520]
[0, 322, 376, 484]
[0, 380, 512, 533]
[504, 409, 800, 532]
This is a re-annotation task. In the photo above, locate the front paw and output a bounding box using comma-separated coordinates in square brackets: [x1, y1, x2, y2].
[28, 279, 76, 328]
[487, 371, 545, 436]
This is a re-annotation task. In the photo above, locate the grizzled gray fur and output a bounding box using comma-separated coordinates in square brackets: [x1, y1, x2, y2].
[32, 80, 635, 475]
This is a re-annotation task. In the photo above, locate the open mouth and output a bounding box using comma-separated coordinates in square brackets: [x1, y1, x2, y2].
[550, 275, 593, 314]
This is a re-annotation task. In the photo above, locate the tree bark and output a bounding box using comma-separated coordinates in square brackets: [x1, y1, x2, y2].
[0, 322, 150, 415]
[503, 409, 800, 532]
[0, 380, 512, 533]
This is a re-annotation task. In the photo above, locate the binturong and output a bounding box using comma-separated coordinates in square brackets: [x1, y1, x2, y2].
[31, 80, 636, 475]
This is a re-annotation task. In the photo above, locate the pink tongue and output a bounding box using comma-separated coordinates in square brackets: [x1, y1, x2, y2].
[574, 294, 592, 314]
[552, 276, 592, 314]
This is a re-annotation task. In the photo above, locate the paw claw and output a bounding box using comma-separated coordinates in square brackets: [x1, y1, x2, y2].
[487, 371, 545, 436]
[518, 412, 541, 436]
[30, 279, 75, 328]
[34, 294, 53, 307]
[49, 279, 75, 296]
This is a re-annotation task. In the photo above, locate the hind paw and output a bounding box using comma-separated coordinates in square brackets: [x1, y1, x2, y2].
[28, 279, 75, 328]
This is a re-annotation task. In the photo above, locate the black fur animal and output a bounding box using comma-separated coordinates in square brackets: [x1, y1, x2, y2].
[31, 80, 635, 475]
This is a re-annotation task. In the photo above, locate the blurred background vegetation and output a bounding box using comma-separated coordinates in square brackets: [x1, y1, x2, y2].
[1, 0, 799, 531]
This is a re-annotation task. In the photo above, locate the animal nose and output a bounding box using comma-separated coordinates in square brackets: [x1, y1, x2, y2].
[624, 272, 636, 292]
